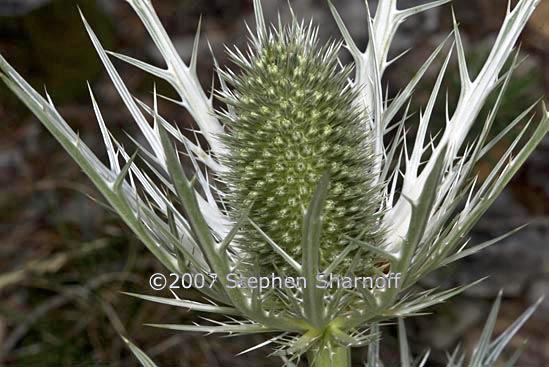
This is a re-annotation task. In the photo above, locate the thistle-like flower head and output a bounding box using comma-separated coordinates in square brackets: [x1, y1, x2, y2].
[219, 21, 383, 274]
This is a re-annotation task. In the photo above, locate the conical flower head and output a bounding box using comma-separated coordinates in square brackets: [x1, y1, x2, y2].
[219, 21, 384, 273]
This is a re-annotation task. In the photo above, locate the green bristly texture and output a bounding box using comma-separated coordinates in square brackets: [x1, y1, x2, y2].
[308, 342, 351, 367]
[218, 22, 384, 274]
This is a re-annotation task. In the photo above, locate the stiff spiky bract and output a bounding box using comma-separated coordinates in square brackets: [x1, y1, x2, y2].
[219, 21, 383, 274]
[1, 0, 547, 366]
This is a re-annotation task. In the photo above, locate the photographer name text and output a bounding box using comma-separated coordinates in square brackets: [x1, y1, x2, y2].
[149, 272, 401, 291]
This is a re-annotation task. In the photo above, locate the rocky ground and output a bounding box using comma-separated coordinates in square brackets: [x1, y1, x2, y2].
[1, 0, 548, 366]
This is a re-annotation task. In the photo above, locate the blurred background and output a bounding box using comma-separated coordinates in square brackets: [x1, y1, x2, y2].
[0, 0, 548, 366]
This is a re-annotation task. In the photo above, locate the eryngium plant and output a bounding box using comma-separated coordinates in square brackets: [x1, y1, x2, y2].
[1, 0, 547, 366]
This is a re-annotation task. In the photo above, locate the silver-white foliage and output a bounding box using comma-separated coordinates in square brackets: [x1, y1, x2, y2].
[121, 294, 543, 367]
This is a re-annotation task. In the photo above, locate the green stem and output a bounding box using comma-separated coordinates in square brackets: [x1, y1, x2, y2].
[308, 343, 351, 367]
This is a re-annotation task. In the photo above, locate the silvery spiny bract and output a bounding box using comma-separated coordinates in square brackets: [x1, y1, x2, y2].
[1, 0, 547, 366]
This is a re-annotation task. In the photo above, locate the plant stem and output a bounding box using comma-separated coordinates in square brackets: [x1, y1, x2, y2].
[308, 343, 351, 367]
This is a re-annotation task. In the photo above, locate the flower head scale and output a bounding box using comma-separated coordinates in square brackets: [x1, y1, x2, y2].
[0, 0, 547, 365]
